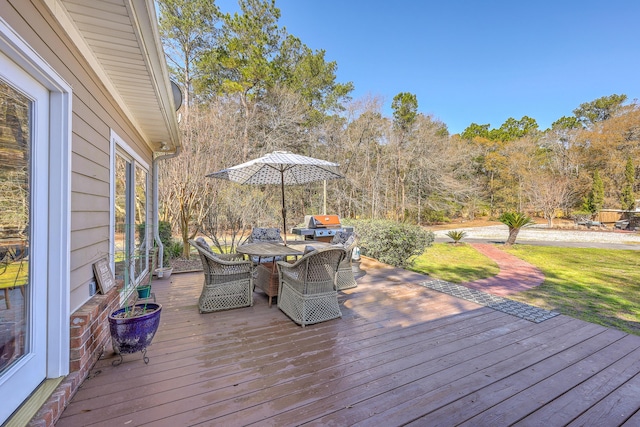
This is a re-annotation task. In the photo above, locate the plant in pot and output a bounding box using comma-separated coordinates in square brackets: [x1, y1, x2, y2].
[154, 242, 176, 279]
[108, 246, 162, 365]
[136, 247, 157, 300]
[109, 299, 162, 365]
[136, 283, 153, 299]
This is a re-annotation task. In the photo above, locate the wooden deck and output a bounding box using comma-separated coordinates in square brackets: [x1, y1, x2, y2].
[57, 258, 640, 426]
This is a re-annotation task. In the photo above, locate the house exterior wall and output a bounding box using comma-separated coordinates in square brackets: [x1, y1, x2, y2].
[3, 0, 154, 312]
[28, 286, 121, 427]
[1, 1, 164, 424]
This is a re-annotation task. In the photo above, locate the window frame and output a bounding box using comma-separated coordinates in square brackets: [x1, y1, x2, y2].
[110, 130, 150, 303]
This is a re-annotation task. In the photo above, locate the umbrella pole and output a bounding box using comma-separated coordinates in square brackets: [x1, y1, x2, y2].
[281, 175, 287, 245]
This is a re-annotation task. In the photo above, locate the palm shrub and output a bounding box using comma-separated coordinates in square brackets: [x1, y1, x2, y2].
[499, 212, 534, 245]
[342, 219, 434, 268]
[446, 230, 467, 245]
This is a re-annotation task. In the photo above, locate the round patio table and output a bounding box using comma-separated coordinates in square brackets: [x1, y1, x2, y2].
[237, 241, 330, 307]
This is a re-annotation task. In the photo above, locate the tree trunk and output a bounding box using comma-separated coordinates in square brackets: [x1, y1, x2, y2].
[505, 227, 520, 245]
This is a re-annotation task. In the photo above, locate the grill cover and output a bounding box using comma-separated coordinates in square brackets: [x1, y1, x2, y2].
[306, 215, 341, 228]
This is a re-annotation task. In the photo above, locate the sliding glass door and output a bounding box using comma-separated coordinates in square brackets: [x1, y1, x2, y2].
[113, 143, 149, 297]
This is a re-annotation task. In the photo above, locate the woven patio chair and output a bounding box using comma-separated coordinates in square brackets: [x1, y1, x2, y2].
[189, 239, 253, 313]
[276, 246, 346, 327]
[331, 232, 358, 290]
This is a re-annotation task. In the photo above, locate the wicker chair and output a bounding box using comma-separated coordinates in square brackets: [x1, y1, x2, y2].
[276, 247, 346, 327]
[331, 232, 358, 290]
[189, 239, 253, 313]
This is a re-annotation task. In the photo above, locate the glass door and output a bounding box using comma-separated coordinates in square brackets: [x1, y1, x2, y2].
[113, 150, 149, 298]
[0, 53, 48, 421]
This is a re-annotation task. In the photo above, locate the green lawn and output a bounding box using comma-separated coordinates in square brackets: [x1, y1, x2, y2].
[502, 245, 640, 335]
[410, 243, 499, 283]
[411, 243, 640, 335]
[0, 261, 28, 289]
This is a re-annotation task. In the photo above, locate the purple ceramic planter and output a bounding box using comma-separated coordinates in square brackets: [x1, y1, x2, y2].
[109, 303, 162, 364]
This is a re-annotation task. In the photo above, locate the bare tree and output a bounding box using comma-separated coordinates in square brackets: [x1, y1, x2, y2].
[159, 103, 245, 257]
[526, 174, 573, 227]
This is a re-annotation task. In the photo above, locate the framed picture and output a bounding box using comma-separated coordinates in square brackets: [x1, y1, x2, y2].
[93, 258, 116, 294]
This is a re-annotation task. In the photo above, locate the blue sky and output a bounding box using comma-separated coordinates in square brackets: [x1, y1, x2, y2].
[215, 0, 640, 134]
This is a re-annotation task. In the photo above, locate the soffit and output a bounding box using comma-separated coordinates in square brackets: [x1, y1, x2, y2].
[47, 0, 180, 151]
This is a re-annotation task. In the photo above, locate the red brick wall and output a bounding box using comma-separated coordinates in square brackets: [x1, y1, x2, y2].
[28, 283, 122, 427]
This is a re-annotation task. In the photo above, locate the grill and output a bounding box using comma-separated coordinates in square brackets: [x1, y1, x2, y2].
[291, 215, 354, 242]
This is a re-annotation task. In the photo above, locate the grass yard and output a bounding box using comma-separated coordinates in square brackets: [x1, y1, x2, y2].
[0, 261, 28, 289]
[410, 242, 499, 283]
[502, 245, 640, 335]
[412, 242, 640, 336]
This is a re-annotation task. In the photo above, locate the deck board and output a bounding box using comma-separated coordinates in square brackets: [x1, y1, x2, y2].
[516, 344, 640, 426]
[56, 257, 640, 427]
[414, 329, 636, 426]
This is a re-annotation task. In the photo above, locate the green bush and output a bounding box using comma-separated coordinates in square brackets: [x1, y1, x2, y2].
[422, 209, 450, 224]
[157, 221, 173, 249]
[446, 230, 467, 244]
[343, 219, 434, 268]
[138, 221, 174, 268]
[137, 220, 173, 250]
[167, 241, 183, 260]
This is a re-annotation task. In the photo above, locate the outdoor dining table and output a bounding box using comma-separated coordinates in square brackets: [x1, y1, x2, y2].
[236, 241, 330, 307]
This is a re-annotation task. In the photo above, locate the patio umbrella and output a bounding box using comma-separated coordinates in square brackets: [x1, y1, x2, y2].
[206, 151, 344, 244]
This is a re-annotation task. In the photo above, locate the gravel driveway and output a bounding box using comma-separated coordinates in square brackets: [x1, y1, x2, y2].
[432, 224, 640, 247]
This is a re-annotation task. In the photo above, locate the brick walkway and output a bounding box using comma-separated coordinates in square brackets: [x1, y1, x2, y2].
[420, 242, 557, 323]
[463, 243, 545, 296]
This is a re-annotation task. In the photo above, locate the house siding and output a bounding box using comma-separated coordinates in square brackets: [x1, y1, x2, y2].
[1, 0, 178, 423]
[3, 0, 153, 312]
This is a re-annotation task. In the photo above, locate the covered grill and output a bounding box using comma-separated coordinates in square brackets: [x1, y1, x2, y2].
[291, 215, 354, 242]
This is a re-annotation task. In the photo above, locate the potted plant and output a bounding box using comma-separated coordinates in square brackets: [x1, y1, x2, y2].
[135, 247, 158, 299]
[109, 300, 162, 365]
[154, 253, 174, 278]
[136, 284, 153, 299]
[109, 246, 162, 365]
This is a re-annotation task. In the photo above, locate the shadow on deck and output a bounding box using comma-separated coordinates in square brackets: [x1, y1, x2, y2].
[57, 258, 640, 426]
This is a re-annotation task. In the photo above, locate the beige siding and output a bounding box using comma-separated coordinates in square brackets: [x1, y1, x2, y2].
[70, 211, 110, 232]
[3, 0, 154, 311]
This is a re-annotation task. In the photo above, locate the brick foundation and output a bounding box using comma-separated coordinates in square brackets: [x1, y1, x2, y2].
[27, 283, 122, 427]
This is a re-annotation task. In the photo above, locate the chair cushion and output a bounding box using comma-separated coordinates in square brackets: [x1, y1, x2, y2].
[249, 227, 283, 243]
[195, 237, 214, 254]
[343, 234, 356, 248]
[330, 230, 353, 245]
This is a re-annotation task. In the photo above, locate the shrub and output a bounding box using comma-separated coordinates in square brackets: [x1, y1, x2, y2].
[137, 221, 175, 267]
[157, 221, 173, 249]
[422, 209, 450, 224]
[446, 230, 467, 244]
[343, 219, 434, 268]
[167, 241, 183, 260]
[137, 220, 173, 250]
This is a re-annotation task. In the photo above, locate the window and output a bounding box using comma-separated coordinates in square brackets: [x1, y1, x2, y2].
[111, 132, 149, 299]
[0, 74, 33, 376]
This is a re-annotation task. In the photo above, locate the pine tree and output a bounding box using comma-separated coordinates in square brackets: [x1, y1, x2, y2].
[621, 158, 636, 211]
[582, 170, 604, 214]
